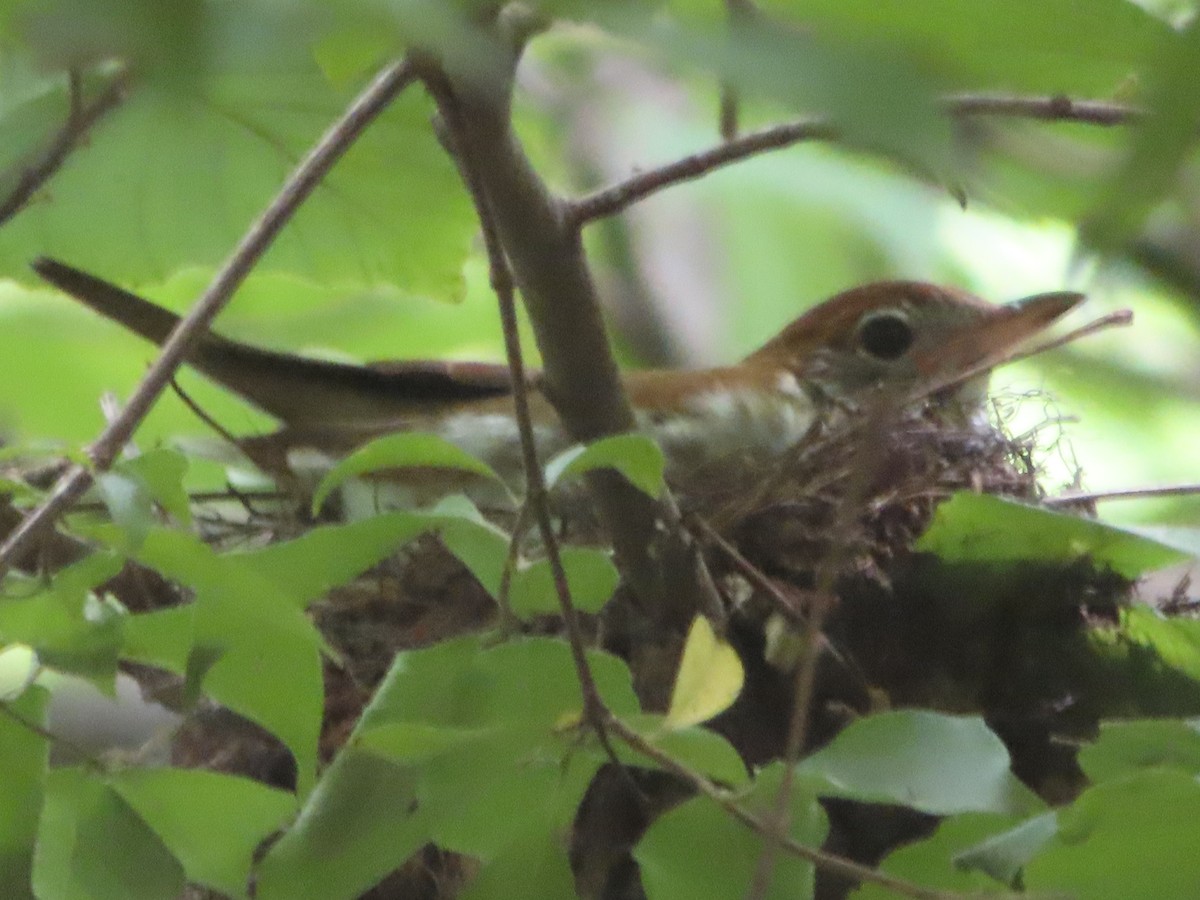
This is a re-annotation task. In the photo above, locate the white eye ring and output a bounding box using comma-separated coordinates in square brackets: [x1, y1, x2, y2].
[856, 310, 914, 361]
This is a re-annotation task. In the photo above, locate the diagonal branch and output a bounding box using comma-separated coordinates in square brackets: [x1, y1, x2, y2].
[0, 68, 131, 229]
[0, 59, 419, 575]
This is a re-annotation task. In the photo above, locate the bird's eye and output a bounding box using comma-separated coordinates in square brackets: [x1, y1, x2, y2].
[856, 312, 913, 361]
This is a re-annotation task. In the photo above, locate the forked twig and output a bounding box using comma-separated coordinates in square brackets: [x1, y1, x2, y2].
[0, 59, 419, 575]
[0, 69, 131, 229]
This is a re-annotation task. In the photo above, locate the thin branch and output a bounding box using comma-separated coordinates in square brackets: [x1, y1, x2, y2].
[604, 714, 1020, 900]
[0, 68, 131, 229]
[568, 93, 1143, 227]
[427, 72, 620, 757]
[0, 59, 418, 575]
[944, 93, 1141, 125]
[566, 118, 837, 227]
[1045, 482, 1200, 507]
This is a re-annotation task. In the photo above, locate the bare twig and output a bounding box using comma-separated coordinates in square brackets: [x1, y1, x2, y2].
[568, 93, 1142, 227]
[0, 59, 418, 575]
[605, 714, 1017, 900]
[567, 118, 837, 227]
[944, 93, 1141, 125]
[1046, 482, 1200, 506]
[0, 69, 131, 229]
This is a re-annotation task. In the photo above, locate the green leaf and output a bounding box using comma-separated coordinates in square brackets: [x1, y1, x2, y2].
[637, 763, 826, 900]
[0, 553, 125, 690]
[852, 812, 1029, 898]
[116, 448, 192, 526]
[915, 492, 1188, 578]
[1079, 718, 1200, 784]
[33, 768, 184, 900]
[95, 470, 156, 551]
[458, 825, 577, 900]
[109, 768, 296, 899]
[509, 547, 619, 617]
[545, 434, 665, 499]
[311, 432, 507, 515]
[253, 749, 425, 900]
[951, 811, 1058, 886]
[622, 713, 750, 788]
[665, 615, 744, 729]
[1026, 770, 1200, 899]
[109, 527, 325, 794]
[797, 711, 1043, 816]
[0, 686, 49, 899]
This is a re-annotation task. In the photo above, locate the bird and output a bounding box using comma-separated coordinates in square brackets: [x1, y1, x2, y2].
[31, 257, 1082, 505]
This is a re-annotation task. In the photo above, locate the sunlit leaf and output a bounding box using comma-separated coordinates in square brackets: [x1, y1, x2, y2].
[665, 615, 744, 729]
[117, 448, 192, 526]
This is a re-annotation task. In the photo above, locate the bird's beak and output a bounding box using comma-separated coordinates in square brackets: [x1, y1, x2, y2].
[917, 290, 1085, 387]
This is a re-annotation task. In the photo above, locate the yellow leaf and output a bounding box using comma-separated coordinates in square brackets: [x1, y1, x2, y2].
[665, 616, 744, 729]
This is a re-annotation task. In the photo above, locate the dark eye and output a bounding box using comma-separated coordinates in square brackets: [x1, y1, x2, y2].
[856, 312, 913, 361]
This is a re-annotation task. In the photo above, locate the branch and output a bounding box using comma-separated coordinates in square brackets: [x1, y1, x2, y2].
[427, 74, 620, 757]
[567, 118, 837, 227]
[568, 93, 1143, 227]
[944, 92, 1141, 125]
[0, 68, 130, 229]
[0, 59, 418, 575]
[420, 50, 723, 632]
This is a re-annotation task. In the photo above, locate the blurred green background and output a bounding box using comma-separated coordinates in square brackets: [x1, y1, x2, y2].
[0, 0, 1197, 526]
